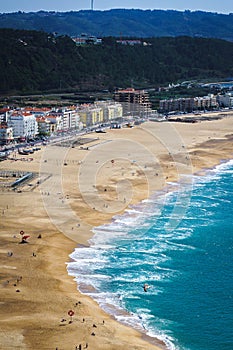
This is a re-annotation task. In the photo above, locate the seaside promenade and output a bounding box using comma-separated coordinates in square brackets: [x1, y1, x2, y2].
[0, 113, 232, 349]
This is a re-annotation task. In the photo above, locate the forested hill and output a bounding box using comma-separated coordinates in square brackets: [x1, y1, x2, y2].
[1, 29, 233, 94]
[0, 9, 233, 41]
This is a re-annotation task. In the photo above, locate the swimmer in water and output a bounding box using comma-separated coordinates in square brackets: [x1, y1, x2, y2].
[143, 283, 150, 292]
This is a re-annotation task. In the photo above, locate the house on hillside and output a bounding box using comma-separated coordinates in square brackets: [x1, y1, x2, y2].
[72, 33, 102, 45]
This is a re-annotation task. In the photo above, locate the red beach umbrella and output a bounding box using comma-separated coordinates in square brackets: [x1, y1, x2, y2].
[22, 235, 30, 240]
[68, 309, 75, 322]
[68, 310, 74, 317]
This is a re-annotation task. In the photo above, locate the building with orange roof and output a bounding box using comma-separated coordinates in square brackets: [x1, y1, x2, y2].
[36, 116, 51, 135]
[0, 123, 13, 145]
[24, 107, 52, 115]
[49, 107, 81, 130]
[8, 112, 38, 140]
[114, 88, 152, 117]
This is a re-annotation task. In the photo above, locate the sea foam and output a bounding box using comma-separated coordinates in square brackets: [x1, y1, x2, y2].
[67, 159, 233, 350]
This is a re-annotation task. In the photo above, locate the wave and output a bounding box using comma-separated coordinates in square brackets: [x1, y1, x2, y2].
[67, 158, 233, 350]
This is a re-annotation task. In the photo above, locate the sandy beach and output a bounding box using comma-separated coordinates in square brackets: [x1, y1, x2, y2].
[0, 113, 233, 350]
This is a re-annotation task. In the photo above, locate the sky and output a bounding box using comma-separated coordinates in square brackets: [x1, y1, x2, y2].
[0, 0, 232, 14]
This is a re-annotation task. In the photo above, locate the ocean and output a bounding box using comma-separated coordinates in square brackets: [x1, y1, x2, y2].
[68, 159, 233, 350]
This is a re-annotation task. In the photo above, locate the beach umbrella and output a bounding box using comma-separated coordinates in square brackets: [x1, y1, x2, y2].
[20, 234, 30, 243]
[22, 235, 30, 240]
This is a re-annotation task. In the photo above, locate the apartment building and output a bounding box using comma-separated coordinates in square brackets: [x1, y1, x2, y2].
[8, 112, 38, 139]
[78, 104, 104, 127]
[159, 95, 218, 113]
[217, 93, 233, 108]
[36, 116, 52, 135]
[0, 123, 13, 144]
[51, 107, 80, 130]
[0, 108, 11, 123]
[94, 101, 123, 122]
[114, 88, 152, 117]
[45, 114, 63, 133]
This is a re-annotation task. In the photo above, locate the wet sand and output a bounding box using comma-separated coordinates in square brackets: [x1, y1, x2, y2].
[0, 113, 232, 350]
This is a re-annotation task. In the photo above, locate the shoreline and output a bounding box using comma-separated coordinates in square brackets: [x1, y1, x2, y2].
[67, 157, 233, 350]
[0, 114, 233, 349]
[65, 116, 233, 349]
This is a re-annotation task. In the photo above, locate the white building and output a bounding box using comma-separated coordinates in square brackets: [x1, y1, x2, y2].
[8, 112, 38, 140]
[36, 116, 52, 135]
[0, 124, 13, 144]
[217, 93, 233, 108]
[52, 107, 81, 130]
[160, 94, 218, 113]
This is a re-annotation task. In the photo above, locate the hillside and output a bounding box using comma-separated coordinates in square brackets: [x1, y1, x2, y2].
[0, 9, 233, 41]
[1, 29, 233, 94]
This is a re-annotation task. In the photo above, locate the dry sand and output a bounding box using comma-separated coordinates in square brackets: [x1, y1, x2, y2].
[0, 113, 233, 350]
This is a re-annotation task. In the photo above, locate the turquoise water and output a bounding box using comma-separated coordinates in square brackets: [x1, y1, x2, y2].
[68, 160, 233, 350]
